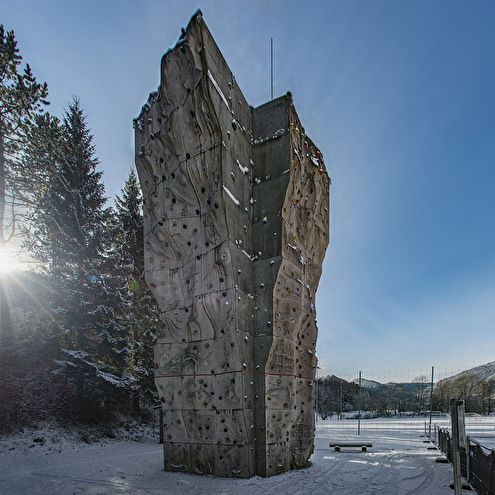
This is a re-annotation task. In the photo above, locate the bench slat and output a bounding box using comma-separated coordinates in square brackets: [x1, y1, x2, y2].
[328, 442, 373, 447]
[329, 442, 372, 452]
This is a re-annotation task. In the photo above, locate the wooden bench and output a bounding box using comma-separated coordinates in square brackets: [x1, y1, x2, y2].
[329, 442, 373, 452]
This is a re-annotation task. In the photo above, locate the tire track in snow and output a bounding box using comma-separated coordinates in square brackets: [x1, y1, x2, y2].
[330, 453, 397, 495]
[279, 451, 400, 495]
[397, 454, 439, 494]
[235, 464, 330, 495]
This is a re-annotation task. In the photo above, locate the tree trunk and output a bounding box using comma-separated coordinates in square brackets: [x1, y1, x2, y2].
[0, 129, 6, 249]
[0, 130, 13, 345]
[0, 275, 13, 347]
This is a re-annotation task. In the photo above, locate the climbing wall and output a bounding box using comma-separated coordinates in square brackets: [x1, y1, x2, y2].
[134, 10, 329, 478]
[251, 97, 330, 476]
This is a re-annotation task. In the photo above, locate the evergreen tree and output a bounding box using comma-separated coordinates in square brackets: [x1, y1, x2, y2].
[113, 171, 158, 412]
[56, 97, 107, 276]
[16, 100, 158, 424]
[22, 112, 63, 271]
[114, 171, 143, 276]
[0, 25, 48, 342]
[0, 25, 49, 247]
[25, 99, 110, 348]
[24, 98, 131, 421]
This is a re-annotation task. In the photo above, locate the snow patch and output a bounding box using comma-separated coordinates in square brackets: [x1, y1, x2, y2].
[207, 70, 231, 113]
[222, 186, 240, 207]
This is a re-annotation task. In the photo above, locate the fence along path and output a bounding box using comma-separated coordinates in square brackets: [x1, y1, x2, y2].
[435, 423, 495, 495]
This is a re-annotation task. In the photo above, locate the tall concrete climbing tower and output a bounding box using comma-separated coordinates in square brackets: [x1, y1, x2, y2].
[134, 10, 330, 478]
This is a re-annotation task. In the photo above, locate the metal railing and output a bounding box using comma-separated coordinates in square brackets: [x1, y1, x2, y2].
[435, 425, 495, 495]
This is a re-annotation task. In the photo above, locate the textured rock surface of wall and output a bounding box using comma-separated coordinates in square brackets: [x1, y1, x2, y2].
[134, 10, 329, 478]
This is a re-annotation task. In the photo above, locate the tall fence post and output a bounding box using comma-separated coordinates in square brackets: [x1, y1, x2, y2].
[465, 436, 470, 487]
[357, 371, 362, 436]
[450, 398, 465, 495]
[428, 366, 434, 438]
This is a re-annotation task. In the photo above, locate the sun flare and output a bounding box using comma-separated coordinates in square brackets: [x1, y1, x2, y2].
[0, 249, 27, 274]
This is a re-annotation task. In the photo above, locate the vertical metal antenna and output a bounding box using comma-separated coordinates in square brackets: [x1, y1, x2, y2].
[270, 37, 274, 100]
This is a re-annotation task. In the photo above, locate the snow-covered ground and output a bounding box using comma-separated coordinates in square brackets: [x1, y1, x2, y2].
[1, 417, 493, 494]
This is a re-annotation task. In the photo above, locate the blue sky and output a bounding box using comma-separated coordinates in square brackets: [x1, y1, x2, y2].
[2, 0, 494, 380]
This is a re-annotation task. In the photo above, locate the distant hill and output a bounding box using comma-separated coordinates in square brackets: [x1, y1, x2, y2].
[442, 361, 495, 383]
[429, 360, 494, 414]
[317, 360, 495, 417]
[352, 378, 382, 389]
